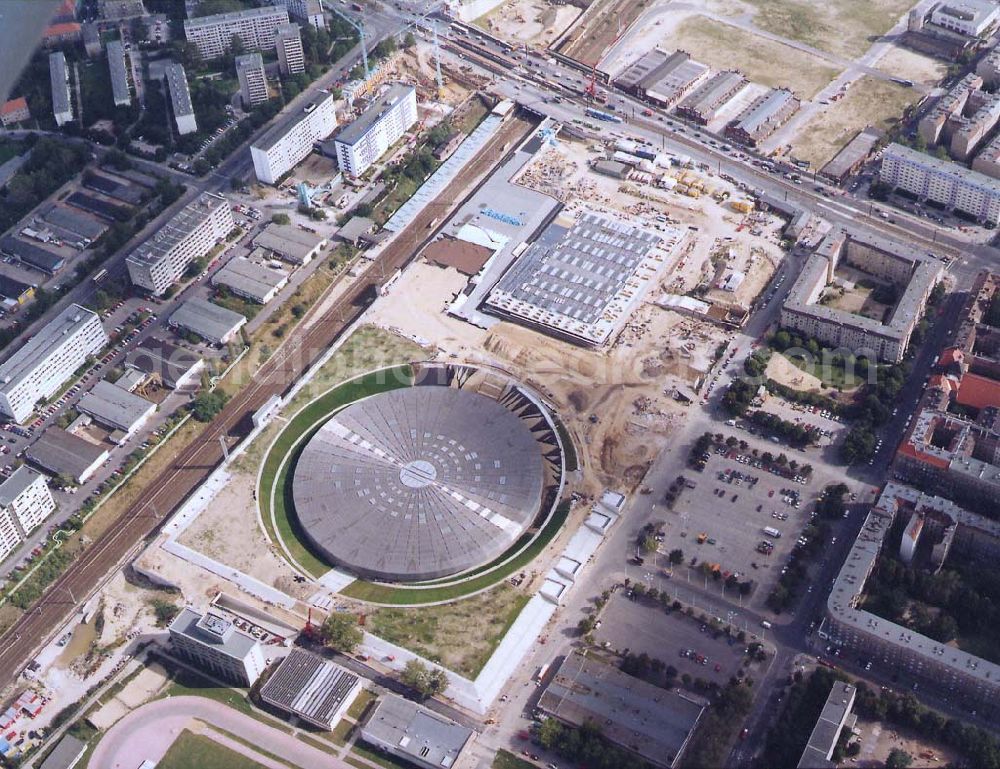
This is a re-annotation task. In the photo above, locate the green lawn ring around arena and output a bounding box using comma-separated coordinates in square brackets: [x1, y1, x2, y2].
[258, 364, 569, 606]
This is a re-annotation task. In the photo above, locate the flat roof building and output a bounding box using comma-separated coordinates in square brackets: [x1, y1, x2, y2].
[930, 0, 1000, 37]
[259, 648, 361, 729]
[184, 5, 289, 60]
[126, 338, 203, 389]
[106, 39, 131, 107]
[0, 304, 107, 424]
[212, 256, 289, 304]
[251, 93, 336, 185]
[820, 128, 879, 184]
[0, 236, 65, 275]
[170, 298, 246, 345]
[38, 734, 86, 769]
[49, 52, 72, 126]
[0, 467, 55, 560]
[236, 53, 268, 109]
[537, 652, 705, 768]
[168, 607, 266, 686]
[40, 204, 107, 244]
[126, 192, 234, 295]
[253, 223, 325, 264]
[77, 379, 156, 439]
[614, 49, 710, 108]
[726, 88, 800, 146]
[275, 22, 305, 76]
[275, 0, 326, 30]
[880, 141, 1000, 224]
[165, 63, 197, 136]
[334, 84, 417, 178]
[797, 682, 857, 769]
[360, 695, 474, 769]
[26, 428, 109, 484]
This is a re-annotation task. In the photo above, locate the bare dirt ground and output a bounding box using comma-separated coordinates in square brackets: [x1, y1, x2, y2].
[875, 44, 949, 88]
[854, 718, 963, 768]
[475, 0, 581, 47]
[395, 44, 474, 106]
[765, 350, 824, 392]
[557, 0, 650, 67]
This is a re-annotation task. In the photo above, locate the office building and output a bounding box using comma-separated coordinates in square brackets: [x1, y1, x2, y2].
[779, 229, 942, 363]
[168, 607, 266, 686]
[106, 40, 131, 107]
[126, 192, 234, 295]
[184, 5, 289, 60]
[253, 223, 326, 264]
[259, 649, 360, 729]
[360, 695, 474, 769]
[165, 63, 197, 136]
[726, 88, 800, 146]
[820, 484, 1000, 716]
[49, 52, 72, 127]
[537, 653, 705, 768]
[879, 142, 1000, 225]
[77, 380, 156, 440]
[169, 298, 247, 345]
[211, 256, 289, 304]
[797, 683, 857, 769]
[0, 305, 107, 424]
[929, 0, 1000, 37]
[250, 93, 337, 184]
[334, 84, 417, 177]
[0, 467, 56, 556]
[236, 53, 268, 109]
[26, 428, 109, 484]
[275, 0, 326, 29]
[614, 49, 710, 108]
[0, 97, 31, 128]
[275, 22, 305, 75]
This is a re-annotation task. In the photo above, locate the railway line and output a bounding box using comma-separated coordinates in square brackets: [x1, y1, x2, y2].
[0, 112, 536, 692]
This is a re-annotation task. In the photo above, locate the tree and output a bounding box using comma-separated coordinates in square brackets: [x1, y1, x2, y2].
[668, 549, 684, 565]
[321, 612, 362, 652]
[190, 390, 229, 422]
[886, 749, 913, 769]
[401, 659, 449, 699]
[403, 31, 416, 48]
[271, 213, 291, 225]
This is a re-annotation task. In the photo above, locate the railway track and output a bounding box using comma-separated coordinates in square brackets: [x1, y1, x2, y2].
[0, 113, 536, 692]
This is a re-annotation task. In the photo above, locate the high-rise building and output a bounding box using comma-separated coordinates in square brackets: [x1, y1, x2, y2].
[184, 5, 289, 60]
[168, 607, 266, 686]
[274, 0, 326, 29]
[126, 192, 234, 295]
[0, 467, 56, 541]
[165, 62, 198, 136]
[0, 305, 107, 424]
[236, 52, 268, 108]
[107, 39, 132, 107]
[250, 94, 337, 184]
[334, 84, 418, 177]
[49, 51, 72, 126]
[275, 22, 305, 75]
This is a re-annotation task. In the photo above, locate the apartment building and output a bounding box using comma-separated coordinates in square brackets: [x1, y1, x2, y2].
[0, 97, 31, 128]
[334, 84, 417, 177]
[165, 63, 197, 136]
[184, 5, 289, 60]
[725, 88, 799, 146]
[236, 53, 268, 109]
[274, 0, 326, 29]
[250, 93, 336, 185]
[972, 131, 1000, 178]
[107, 39, 131, 107]
[49, 52, 72, 126]
[779, 230, 942, 363]
[977, 45, 1000, 88]
[0, 305, 107, 424]
[917, 73, 981, 146]
[0, 466, 56, 545]
[168, 607, 266, 686]
[879, 142, 1000, 224]
[275, 22, 305, 76]
[126, 192, 234, 295]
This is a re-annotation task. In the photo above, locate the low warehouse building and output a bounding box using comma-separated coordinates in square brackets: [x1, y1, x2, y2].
[26, 428, 109, 484]
[170, 298, 246, 345]
[77, 380, 156, 441]
[126, 338, 203, 389]
[259, 648, 361, 729]
[253, 223, 325, 265]
[211, 257, 289, 304]
[360, 694, 474, 769]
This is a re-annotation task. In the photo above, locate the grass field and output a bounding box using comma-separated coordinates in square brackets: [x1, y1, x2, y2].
[670, 16, 839, 99]
[0, 139, 24, 165]
[158, 730, 270, 769]
[370, 585, 529, 677]
[744, 0, 915, 59]
[353, 741, 423, 769]
[776, 350, 865, 391]
[791, 76, 918, 168]
[493, 750, 536, 769]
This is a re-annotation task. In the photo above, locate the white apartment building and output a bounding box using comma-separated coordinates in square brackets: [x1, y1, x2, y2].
[0, 305, 107, 424]
[274, 0, 326, 29]
[184, 5, 289, 60]
[0, 466, 56, 539]
[49, 51, 72, 126]
[334, 84, 418, 177]
[169, 607, 266, 686]
[275, 22, 305, 75]
[930, 0, 1000, 37]
[165, 62, 198, 136]
[250, 93, 336, 184]
[126, 192, 234, 295]
[880, 142, 1000, 224]
[0, 508, 20, 561]
[236, 53, 268, 108]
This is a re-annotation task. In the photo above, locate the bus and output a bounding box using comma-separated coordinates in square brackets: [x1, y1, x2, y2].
[92, 269, 108, 284]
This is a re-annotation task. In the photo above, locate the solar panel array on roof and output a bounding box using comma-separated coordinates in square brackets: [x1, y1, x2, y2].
[259, 648, 360, 729]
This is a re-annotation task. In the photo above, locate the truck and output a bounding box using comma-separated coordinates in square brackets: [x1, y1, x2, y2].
[763, 527, 782, 539]
[585, 107, 623, 124]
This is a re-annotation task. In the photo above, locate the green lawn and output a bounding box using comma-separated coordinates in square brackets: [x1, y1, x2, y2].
[158, 730, 271, 769]
[346, 689, 376, 721]
[162, 664, 255, 717]
[493, 749, 536, 769]
[353, 742, 423, 769]
[331, 717, 356, 745]
[777, 350, 865, 391]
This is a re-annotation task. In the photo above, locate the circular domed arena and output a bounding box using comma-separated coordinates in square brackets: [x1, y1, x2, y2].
[290, 376, 553, 582]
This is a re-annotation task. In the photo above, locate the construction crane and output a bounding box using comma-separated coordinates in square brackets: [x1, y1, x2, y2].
[327, 2, 369, 79]
[432, 23, 445, 101]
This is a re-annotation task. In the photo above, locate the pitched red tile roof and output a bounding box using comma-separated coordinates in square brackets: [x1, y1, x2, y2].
[0, 97, 27, 116]
[955, 372, 1000, 411]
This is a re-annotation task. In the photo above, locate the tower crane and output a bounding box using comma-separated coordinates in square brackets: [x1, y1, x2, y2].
[326, 2, 370, 79]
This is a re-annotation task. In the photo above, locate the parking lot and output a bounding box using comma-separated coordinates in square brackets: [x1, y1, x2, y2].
[666, 446, 819, 609]
[749, 397, 847, 449]
[594, 594, 748, 686]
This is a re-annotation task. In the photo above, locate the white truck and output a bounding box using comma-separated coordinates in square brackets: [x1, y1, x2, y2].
[763, 526, 782, 539]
